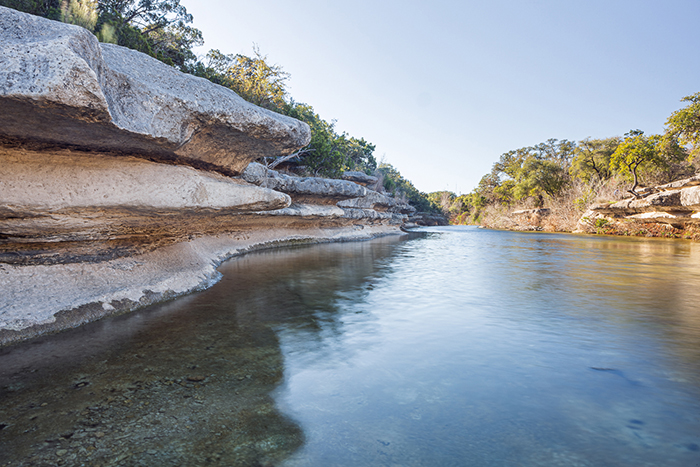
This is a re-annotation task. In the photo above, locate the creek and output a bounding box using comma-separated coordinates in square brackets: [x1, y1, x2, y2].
[1, 227, 699, 466]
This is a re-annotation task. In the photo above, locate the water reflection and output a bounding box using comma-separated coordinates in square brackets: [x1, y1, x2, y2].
[273, 228, 700, 466]
[1, 229, 700, 466]
[0, 237, 405, 466]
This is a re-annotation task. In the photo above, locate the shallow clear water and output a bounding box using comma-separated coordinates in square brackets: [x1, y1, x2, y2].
[1, 227, 700, 466]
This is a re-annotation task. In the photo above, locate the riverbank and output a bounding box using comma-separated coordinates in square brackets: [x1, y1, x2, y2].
[3, 228, 699, 466]
[460, 174, 700, 242]
[0, 8, 411, 347]
[0, 225, 402, 347]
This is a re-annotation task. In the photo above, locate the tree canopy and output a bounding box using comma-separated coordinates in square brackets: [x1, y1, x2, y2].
[665, 92, 700, 162]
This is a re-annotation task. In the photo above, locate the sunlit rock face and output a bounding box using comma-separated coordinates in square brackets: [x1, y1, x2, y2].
[242, 162, 369, 203]
[341, 170, 379, 186]
[242, 162, 415, 218]
[0, 6, 310, 175]
[579, 175, 700, 231]
[0, 7, 406, 343]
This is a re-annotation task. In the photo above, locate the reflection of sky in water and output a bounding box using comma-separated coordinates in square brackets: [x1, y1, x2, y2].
[275, 227, 700, 466]
[1, 229, 699, 466]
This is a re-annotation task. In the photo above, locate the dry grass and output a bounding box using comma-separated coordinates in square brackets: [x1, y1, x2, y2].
[477, 178, 630, 233]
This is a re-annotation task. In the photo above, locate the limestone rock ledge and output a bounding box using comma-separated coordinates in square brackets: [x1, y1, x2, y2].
[0, 8, 408, 345]
[0, 6, 310, 175]
[579, 174, 700, 231]
[0, 224, 399, 345]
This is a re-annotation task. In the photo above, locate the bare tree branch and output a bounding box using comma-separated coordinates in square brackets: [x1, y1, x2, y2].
[267, 148, 314, 170]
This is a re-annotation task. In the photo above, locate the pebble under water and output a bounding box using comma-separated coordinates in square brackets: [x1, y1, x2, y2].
[1, 227, 700, 466]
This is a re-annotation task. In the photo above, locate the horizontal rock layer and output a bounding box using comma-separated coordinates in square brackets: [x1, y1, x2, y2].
[0, 6, 310, 175]
[342, 171, 379, 186]
[588, 176, 700, 227]
[0, 7, 409, 344]
[0, 224, 400, 344]
[576, 174, 700, 235]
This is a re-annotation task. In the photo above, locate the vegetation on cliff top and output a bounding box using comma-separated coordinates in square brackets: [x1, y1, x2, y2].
[2, 0, 436, 212]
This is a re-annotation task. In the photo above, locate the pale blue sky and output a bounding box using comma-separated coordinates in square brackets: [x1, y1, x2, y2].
[181, 0, 700, 194]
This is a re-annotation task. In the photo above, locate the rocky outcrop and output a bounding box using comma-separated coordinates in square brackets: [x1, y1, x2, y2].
[342, 171, 378, 186]
[0, 8, 407, 345]
[242, 162, 414, 220]
[580, 174, 700, 232]
[0, 6, 310, 175]
[409, 211, 449, 226]
[337, 190, 416, 214]
[241, 162, 368, 203]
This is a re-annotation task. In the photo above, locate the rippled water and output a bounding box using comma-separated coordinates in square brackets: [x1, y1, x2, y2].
[1, 227, 700, 466]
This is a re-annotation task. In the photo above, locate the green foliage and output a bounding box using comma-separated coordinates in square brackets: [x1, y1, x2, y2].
[95, 20, 116, 42]
[377, 163, 435, 212]
[434, 191, 487, 224]
[476, 139, 573, 207]
[60, 0, 97, 30]
[610, 130, 662, 194]
[1, 0, 205, 68]
[570, 137, 620, 183]
[0, 0, 62, 19]
[196, 47, 289, 111]
[93, 0, 202, 69]
[280, 101, 375, 177]
[665, 92, 700, 162]
[513, 158, 567, 206]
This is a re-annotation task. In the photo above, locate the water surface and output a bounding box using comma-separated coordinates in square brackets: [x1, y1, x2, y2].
[1, 227, 699, 466]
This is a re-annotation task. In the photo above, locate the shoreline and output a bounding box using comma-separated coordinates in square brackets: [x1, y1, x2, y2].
[0, 225, 403, 348]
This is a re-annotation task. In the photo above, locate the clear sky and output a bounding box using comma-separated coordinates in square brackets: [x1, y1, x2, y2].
[180, 0, 700, 194]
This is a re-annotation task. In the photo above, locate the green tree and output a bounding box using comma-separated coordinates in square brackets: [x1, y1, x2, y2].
[199, 46, 289, 111]
[480, 139, 573, 207]
[95, 0, 202, 69]
[531, 138, 576, 170]
[665, 92, 700, 162]
[280, 101, 378, 177]
[610, 130, 662, 196]
[570, 137, 620, 183]
[513, 158, 567, 207]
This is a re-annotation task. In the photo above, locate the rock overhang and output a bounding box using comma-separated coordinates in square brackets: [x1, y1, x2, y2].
[0, 6, 311, 175]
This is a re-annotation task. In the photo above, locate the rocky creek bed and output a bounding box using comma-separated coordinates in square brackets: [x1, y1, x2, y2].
[0, 290, 302, 467]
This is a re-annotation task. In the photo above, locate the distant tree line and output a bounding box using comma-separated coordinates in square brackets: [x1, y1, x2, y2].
[2, 0, 436, 210]
[428, 94, 700, 224]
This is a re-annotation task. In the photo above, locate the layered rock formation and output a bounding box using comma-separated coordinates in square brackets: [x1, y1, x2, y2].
[579, 175, 700, 233]
[0, 7, 410, 345]
[407, 211, 449, 226]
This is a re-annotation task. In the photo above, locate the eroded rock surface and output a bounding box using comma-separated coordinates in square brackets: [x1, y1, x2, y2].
[342, 171, 378, 186]
[0, 6, 310, 175]
[579, 174, 700, 232]
[242, 162, 415, 216]
[241, 162, 369, 202]
[0, 8, 408, 343]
